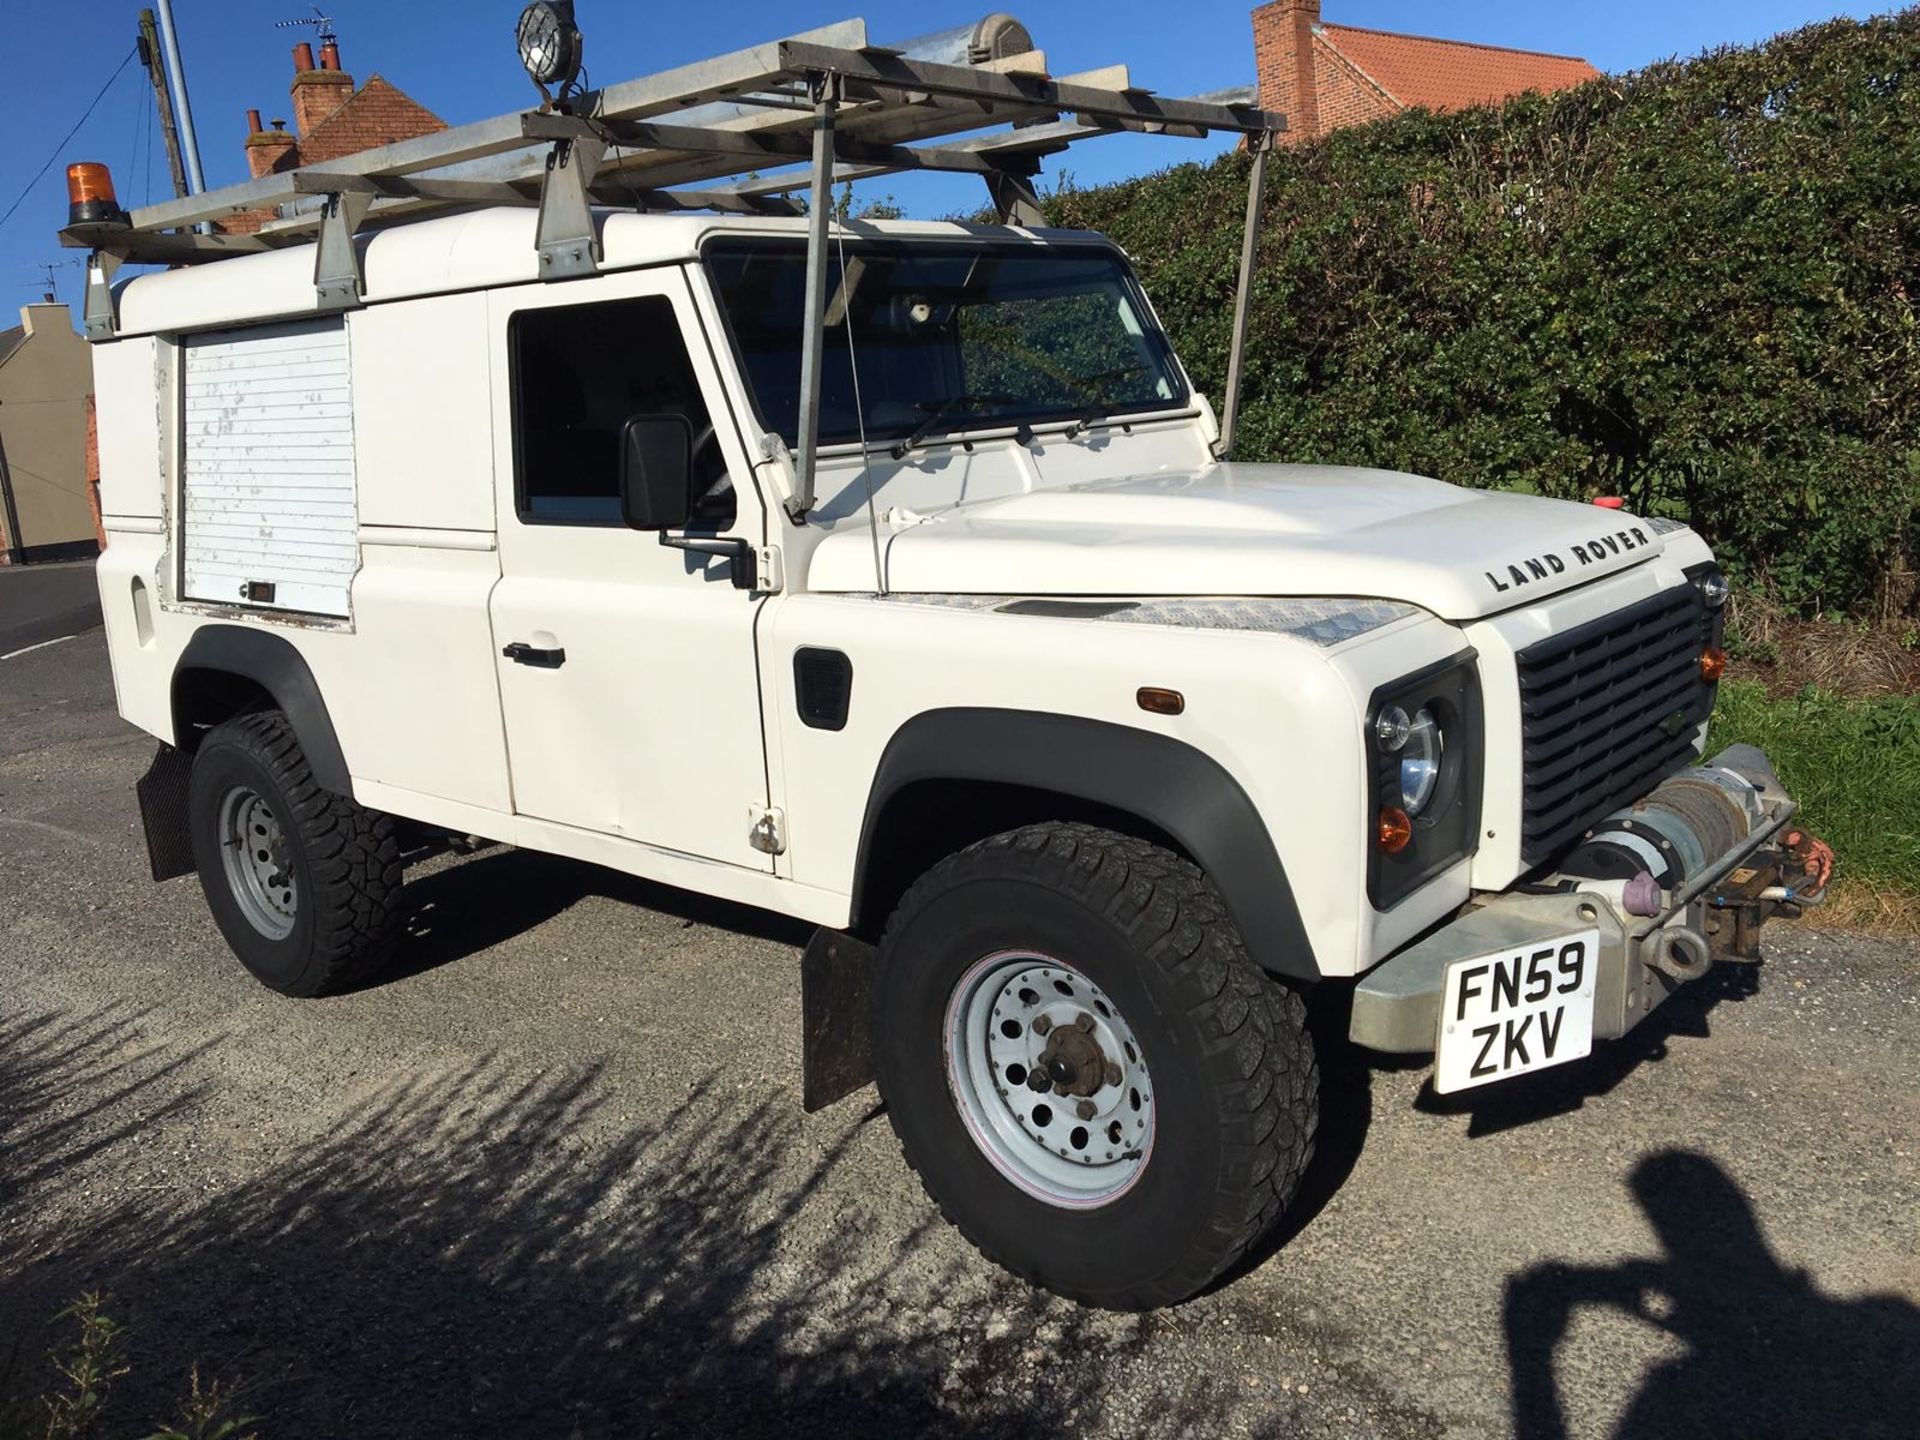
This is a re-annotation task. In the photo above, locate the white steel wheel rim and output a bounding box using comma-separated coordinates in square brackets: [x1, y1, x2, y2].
[218, 785, 297, 940]
[944, 951, 1155, 1209]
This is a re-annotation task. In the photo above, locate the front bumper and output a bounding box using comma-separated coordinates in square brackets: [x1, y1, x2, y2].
[1350, 744, 1831, 1058]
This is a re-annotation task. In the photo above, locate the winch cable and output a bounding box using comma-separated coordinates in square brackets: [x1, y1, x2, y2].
[833, 214, 887, 596]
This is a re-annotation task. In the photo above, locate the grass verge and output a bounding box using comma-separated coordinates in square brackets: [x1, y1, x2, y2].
[1708, 680, 1920, 936]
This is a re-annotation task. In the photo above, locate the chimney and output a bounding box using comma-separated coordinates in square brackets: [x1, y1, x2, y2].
[1252, 0, 1321, 142]
[290, 38, 353, 135]
[20, 302, 72, 337]
[246, 112, 297, 179]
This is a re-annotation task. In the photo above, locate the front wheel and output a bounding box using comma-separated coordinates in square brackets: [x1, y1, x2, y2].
[873, 822, 1319, 1309]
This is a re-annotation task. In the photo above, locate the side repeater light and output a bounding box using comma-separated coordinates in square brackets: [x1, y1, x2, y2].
[1136, 687, 1185, 716]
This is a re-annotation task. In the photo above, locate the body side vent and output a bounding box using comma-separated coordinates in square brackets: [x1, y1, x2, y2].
[794, 648, 854, 732]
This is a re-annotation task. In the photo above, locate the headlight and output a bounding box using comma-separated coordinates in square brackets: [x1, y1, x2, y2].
[1366, 656, 1484, 910]
[1399, 708, 1444, 816]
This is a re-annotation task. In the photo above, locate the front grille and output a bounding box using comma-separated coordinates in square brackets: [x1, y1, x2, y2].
[1515, 586, 1715, 864]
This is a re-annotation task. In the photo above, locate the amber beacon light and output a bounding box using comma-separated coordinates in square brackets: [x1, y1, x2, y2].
[67, 163, 127, 228]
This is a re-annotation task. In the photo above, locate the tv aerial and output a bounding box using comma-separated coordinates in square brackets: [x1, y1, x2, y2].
[275, 5, 338, 45]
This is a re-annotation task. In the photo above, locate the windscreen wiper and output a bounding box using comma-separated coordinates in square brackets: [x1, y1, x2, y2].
[1062, 364, 1149, 438]
[1063, 402, 1118, 440]
[890, 393, 1016, 459]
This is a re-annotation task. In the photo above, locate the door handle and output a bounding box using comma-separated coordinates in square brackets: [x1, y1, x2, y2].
[502, 641, 566, 669]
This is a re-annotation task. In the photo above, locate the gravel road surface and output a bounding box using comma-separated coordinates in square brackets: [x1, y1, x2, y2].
[3, 629, 1916, 1439]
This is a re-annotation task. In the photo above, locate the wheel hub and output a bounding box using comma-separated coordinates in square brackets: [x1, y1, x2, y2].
[1036, 1017, 1108, 1098]
[944, 952, 1155, 1209]
[218, 785, 297, 940]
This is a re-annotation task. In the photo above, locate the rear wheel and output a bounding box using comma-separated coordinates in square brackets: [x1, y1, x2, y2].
[187, 711, 403, 997]
[873, 822, 1319, 1309]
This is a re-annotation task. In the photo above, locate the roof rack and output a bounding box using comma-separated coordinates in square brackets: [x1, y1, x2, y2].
[60, 13, 1284, 513]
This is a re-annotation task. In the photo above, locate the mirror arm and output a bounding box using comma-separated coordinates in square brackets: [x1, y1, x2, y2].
[659, 533, 758, 591]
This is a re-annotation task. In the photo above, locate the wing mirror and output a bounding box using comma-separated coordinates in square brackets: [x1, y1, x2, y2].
[617, 414, 695, 531]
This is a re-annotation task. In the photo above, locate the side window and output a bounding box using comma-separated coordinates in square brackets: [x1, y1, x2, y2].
[509, 294, 732, 526]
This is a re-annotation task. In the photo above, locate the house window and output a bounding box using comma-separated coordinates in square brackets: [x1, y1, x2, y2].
[509, 294, 730, 526]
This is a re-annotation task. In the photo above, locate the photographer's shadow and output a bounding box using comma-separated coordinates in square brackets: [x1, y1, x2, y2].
[1506, 1150, 1920, 1439]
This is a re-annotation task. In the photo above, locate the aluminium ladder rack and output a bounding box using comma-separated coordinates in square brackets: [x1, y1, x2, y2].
[59, 13, 1285, 512]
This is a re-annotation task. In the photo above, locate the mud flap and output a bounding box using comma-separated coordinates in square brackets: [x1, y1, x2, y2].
[801, 927, 877, 1112]
[137, 743, 196, 882]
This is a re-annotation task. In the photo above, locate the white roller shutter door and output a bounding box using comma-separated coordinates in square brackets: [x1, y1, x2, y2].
[182, 318, 358, 618]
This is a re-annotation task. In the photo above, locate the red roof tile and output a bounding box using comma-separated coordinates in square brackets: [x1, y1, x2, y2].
[295, 75, 446, 167]
[1319, 23, 1601, 113]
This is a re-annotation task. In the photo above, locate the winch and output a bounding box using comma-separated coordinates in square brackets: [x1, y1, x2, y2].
[1556, 765, 1767, 891]
[1539, 746, 1833, 934]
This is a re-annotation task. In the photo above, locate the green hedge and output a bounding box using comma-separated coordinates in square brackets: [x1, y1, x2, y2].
[1049, 10, 1920, 616]
[1708, 682, 1920, 892]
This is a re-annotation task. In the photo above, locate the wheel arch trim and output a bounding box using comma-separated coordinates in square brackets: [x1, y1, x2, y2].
[852, 708, 1321, 980]
[171, 626, 351, 796]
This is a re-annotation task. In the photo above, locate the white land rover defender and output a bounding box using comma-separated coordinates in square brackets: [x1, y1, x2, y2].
[65, 12, 1831, 1309]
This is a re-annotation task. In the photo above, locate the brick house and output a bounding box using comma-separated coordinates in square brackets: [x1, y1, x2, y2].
[1253, 0, 1601, 144]
[225, 36, 446, 234]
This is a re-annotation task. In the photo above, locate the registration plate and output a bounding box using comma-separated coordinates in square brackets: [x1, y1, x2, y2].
[1434, 929, 1598, 1094]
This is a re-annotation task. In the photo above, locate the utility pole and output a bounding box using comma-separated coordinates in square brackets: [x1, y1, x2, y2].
[138, 9, 190, 201]
[152, 0, 208, 207]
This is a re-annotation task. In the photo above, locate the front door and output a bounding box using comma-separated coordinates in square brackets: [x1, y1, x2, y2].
[487, 268, 771, 870]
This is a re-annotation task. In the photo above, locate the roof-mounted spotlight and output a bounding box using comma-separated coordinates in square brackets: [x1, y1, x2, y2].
[516, 1, 584, 104]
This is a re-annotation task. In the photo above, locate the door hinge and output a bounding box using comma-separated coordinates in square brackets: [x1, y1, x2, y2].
[748, 806, 788, 856]
[757, 544, 785, 593]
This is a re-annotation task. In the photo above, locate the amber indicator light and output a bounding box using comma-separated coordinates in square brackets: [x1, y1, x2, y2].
[1377, 807, 1413, 854]
[1136, 687, 1185, 716]
[1700, 646, 1727, 682]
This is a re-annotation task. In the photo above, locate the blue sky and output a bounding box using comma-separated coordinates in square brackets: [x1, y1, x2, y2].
[0, 0, 1878, 319]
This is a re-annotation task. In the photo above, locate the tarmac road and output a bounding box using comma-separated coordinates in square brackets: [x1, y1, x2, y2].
[2, 629, 1917, 1439]
[0, 560, 102, 658]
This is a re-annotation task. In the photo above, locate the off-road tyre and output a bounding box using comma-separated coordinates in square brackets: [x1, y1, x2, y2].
[873, 821, 1319, 1309]
[187, 710, 404, 997]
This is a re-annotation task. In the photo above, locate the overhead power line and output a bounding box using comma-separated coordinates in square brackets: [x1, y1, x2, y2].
[0, 45, 141, 235]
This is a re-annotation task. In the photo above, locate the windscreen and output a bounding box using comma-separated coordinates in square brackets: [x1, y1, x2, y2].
[704, 239, 1188, 449]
